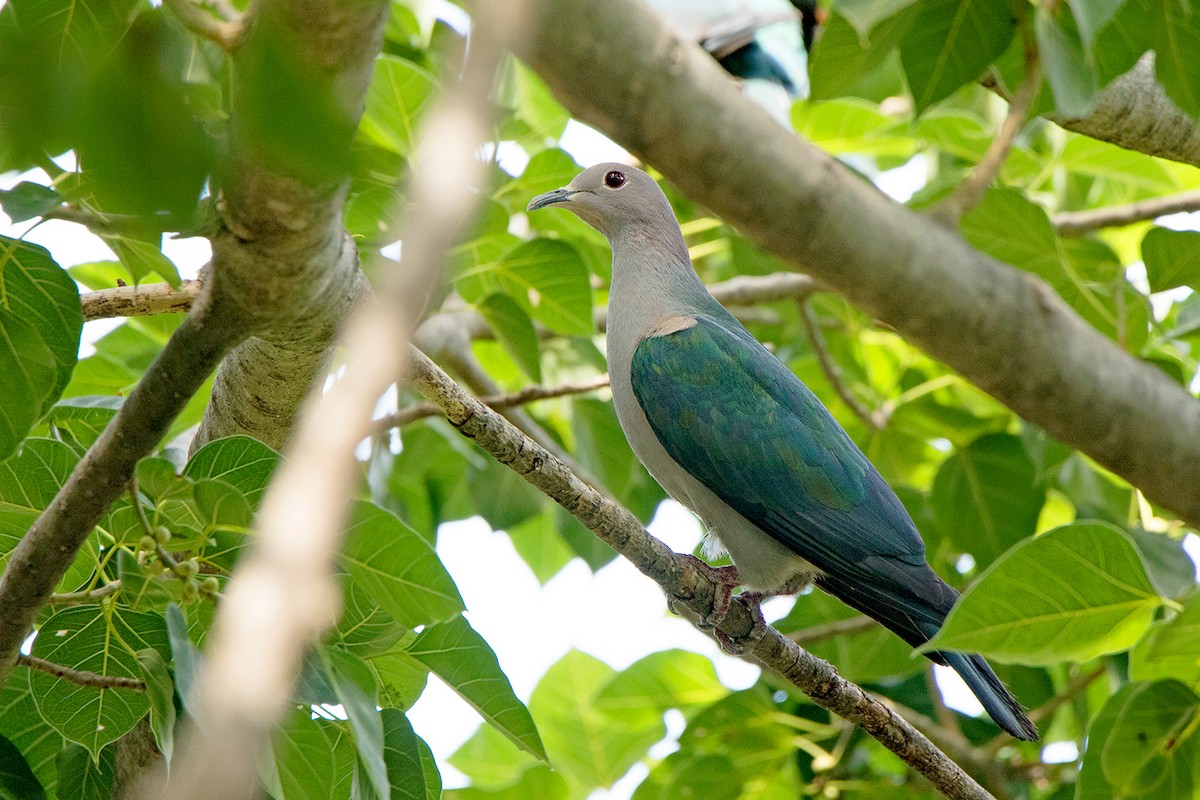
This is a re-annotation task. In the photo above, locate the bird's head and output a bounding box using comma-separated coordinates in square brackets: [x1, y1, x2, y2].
[526, 163, 677, 242]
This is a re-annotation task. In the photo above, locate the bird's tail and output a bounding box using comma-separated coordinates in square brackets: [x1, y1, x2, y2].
[816, 569, 1038, 741]
[938, 650, 1039, 741]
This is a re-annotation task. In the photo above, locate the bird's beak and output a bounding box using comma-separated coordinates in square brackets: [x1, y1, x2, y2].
[527, 188, 576, 212]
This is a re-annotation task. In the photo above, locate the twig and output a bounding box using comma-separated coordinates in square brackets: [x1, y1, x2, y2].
[375, 374, 610, 431]
[788, 614, 878, 645]
[82, 281, 202, 321]
[1053, 189, 1200, 236]
[158, 4, 527, 798]
[933, 54, 1042, 223]
[16, 653, 146, 691]
[48, 582, 121, 606]
[408, 347, 995, 800]
[798, 299, 887, 430]
[164, 0, 242, 50]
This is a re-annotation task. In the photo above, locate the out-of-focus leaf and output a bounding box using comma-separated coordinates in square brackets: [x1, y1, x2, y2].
[898, 0, 1016, 112]
[136, 648, 176, 763]
[0, 678, 61, 796]
[358, 55, 437, 157]
[0, 182, 60, 222]
[458, 238, 593, 336]
[1151, 2, 1200, 118]
[776, 590, 920, 682]
[1147, 591, 1200, 663]
[55, 743, 115, 800]
[323, 648, 388, 800]
[808, 11, 914, 101]
[1077, 680, 1199, 800]
[925, 522, 1162, 664]
[408, 615, 545, 760]
[593, 650, 726, 716]
[101, 234, 181, 287]
[1142, 227, 1200, 293]
[1037, 5, 1096, 117]
[0, 732, 46, 800]
[478, 292, 541, 382]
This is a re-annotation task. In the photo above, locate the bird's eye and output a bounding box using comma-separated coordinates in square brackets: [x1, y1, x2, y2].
[604, 170, 627, 189]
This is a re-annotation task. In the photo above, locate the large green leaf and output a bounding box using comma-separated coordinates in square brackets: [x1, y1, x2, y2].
[1142, 227, 1200, 293]
[527, 650, 663, 789]
[184, 435, 281, 507]
[340, 500, 464, 629]
[924, 522, 1162, 664]
[30, 606, 169, 759]
[898, 0, 1016, 112]
[269, 711, 356, 800]
[358, 55, 437, 157]
[321, 648, 388, 800]
[477, 292, 541, 382]
[592, 650, 726, 716]
[931, 432, 1046, 567]
[1077, 680, 1199, 800]
[0, 677, 61, 796]
[1151, 2, 1200, 118]
[354, 709, 430, 800]
[456, 238, 593, 336]
[407, 614, 545, 760]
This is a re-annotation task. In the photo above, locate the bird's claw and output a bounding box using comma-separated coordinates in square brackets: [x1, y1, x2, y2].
[713, 593, 768, 655]
[669, 555, 741, 628]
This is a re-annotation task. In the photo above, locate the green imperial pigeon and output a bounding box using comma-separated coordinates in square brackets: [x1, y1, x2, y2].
[528, 163, 1038, 741]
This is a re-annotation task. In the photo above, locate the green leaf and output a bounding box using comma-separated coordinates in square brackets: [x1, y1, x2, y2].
[166, 603, 203, 718]
[136, 648, 176, 764]
[808, 11, 915, 101]
[30, 606, 169, 758]
[270, 710, 356, 800]
[322, 648, 389, 800]
[0, 439, 95, 592]
[528, 650, 663, 789]
[1142, 227, 1200, 293]
[790, 99, 915, 157]
[898, 0, 1016, 112]
[363, 709, 429, 800]
[0, 237, 82, 451]
[408, 615, 545, 760]
[477, 292, 542, 382]
[960, 188, 1064, 282]
[1151, 2, 1200, 118]
[341, 500, 464, 628]
[1066, 0, 1127, 48]
[358, 55, 437, 157]
[504, 508, 575, 584]
[445, 764, 567, 800]
[184, 435, 281, 507]
[1078, 680, 1199, 800]
[0, 678, 61, 797]
[0, 182, 60, 222]
[101, 235, 181, 288]
[361, 643, 429, 710]
[0, 732, 46, 800]
[1037, 5, 1097, 116]
[924, 522, 1162, 664]
[593, 650, 726, 716]
[931, 433, 1046, 567]
[1147, 591, 1200, 663]
[55, 743, 115, 800]
[837, 0, 922, 36]
[47, 396, 121, 451]
[458, 239, 593, 336]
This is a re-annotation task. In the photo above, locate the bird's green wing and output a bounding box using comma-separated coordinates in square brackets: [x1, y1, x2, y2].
[630, 315, 927, 576]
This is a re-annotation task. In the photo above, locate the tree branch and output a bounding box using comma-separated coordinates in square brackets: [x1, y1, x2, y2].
[48, 581, 122, 606]
[154, 4, 527, 798]
[164, 0, 242, 51]
[1052, 189, 1200, 236]
[16, 653, 146, 691]
[798, 298, 887, 430]
[408, 347, 994, 800]
[82, 281, 202, 321]
[521, 0, 1200, 530]
[787, 614, 878, 645]
[936, 55, 1042, 223]
[376, 374, 610, 431]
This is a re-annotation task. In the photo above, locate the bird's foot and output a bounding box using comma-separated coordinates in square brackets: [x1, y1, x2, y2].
[668, 555, 740, 628]
[713, 593, 768, 656]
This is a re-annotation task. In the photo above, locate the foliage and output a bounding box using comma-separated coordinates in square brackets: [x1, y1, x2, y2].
[0, 0, 1199, 799]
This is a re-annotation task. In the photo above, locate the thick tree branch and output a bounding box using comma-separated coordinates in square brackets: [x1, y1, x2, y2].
[1048, 54, 1200, 170]
[188, 0, 387, 453]
[1053, 189, 1200, 236]
[16, 653, 147, 691]
[153, 4, 526, 798]
[408, 347, 993, 800]
[521, 0, 1200, 529]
